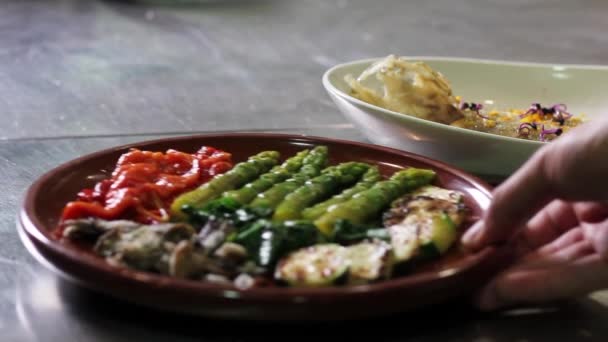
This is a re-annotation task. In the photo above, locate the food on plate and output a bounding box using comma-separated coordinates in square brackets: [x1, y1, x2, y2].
[59, 147, 233, 224]
[57, 145, 471, 289]
[275, 244, 349, 287]
[345, 54, 585, 141]
[221, 149, 310, 204]
[313, 168, 437, 235]
[302, 166, 381, 220]
[345, 55, 464, 125]
[450, 101, 585, 142]
[170, 151, 280, 220]
[383, 185, 466, 262]
[272, 162, 370, 221]
[249, 146, 328, 210]
[345, 240, 393, 285]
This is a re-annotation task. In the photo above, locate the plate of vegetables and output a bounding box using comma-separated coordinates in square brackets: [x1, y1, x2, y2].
[19, 133, 505, 320]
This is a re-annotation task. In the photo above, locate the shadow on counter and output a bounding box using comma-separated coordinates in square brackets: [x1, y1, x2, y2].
[48, 277, 608, 341]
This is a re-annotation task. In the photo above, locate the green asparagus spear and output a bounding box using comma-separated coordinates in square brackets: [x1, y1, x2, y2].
[170, 151, 280, 219]
[294, 146, 329, 180]
[272, 162, 370, 221]
[302, 166, 381, 220]
[221, 149, 310, 204]
[249, 146, 328, 210]
[314, 168, 436, 236]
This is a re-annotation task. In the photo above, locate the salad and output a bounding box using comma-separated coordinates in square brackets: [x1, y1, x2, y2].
[345, 54, 585, 141]
[57, 145, 470, 289]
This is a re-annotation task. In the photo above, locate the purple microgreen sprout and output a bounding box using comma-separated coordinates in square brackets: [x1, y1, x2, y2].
[539, 124, 563, 142]
[461, 102, 489, 119]
[518, 122, 538, 136]
[551, 103, 572, 124]
[520, 103, 542, 118]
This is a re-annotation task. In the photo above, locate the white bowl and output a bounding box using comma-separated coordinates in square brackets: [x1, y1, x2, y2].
[322, 56, 607, 180]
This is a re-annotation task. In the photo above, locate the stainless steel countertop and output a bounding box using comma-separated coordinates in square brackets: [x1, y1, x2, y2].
[1, 0, 607, 341]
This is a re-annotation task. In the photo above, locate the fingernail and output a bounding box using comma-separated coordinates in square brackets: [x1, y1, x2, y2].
[462, 221, 483, 247]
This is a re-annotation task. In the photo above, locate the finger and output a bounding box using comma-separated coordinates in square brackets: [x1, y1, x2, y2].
[581, 218, 608, 259]
[573, 202, 608, 223]
[462, 149, 553, 249]
[511, 201, 608, 257]
[512, 200, 578, 257]
[543, 235, 594, 261]
[537, 227, 588, 257]
[517, 230, 590, 268]
[476, 252, 608, 311]
[464, 120, 608, 249]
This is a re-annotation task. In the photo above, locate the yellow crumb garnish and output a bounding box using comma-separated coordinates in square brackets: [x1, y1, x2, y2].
[484, 120, 497, 128]
[519, 115, 533, 123]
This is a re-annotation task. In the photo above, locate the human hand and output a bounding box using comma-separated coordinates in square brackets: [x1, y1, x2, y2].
[462, 116, 608, 311]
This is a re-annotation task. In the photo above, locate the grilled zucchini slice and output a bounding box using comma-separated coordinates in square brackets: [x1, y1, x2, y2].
[274, 244, 349, 287]
[346, 241, 393, 284]
[383, 185, 466, 263]
[418, 211, 458, 258]
[387, 217, 420, 263]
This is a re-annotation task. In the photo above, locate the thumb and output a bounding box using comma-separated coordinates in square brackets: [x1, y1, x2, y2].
[476, 251, 607, 311]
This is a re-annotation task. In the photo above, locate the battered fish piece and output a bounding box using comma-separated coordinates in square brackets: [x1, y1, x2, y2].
[345, 55, 464, 124]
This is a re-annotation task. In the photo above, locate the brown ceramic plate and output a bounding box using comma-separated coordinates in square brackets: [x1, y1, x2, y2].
[19, 133, 506, 321]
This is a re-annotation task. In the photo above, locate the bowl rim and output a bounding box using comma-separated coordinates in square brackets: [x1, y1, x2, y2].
[20, 132, 496, 302]
[322, 55, 601, 147]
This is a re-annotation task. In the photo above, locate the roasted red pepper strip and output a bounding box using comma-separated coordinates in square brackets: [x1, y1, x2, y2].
[59, 146, 232, 225]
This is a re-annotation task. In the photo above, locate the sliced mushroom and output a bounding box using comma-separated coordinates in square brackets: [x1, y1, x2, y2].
[197, 219, 235, 253]
[62, 218, 140, 240]
[169, 240, 195, 278]
[92, 222, 197, 274]
[213, 242, 248, 263]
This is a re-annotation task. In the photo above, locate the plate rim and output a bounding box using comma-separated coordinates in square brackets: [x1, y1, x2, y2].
[328, 55, 608, 72]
